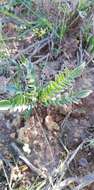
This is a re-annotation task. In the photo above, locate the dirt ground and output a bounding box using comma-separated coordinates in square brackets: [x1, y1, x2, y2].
[0, 1, 94, 190]
[0, 53, 94, 190]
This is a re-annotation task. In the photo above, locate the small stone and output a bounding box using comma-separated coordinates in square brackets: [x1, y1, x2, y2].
[10, 132, 16, 139]
[23, 143, 31, 154]
[45, 115, 60, 131]
[79, 158, 88, 167]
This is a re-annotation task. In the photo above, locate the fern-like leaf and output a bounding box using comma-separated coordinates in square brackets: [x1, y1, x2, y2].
[45, 90, 92, 106]
[0, 62, 92, 112]
[0, 93, 34, 112]
[39, 63, 85, 103]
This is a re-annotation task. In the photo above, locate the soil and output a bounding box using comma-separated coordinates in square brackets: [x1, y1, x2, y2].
[0, 1, 94, 190]
[0, 64, 94, 189]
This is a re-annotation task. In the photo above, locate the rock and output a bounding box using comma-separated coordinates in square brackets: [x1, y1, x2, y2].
[23, 143, 31, 154]
[45, 115, 60, 131]
[79, 158, 88, 167]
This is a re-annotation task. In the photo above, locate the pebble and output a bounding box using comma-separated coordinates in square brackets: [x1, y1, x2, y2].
[10, 132, 16, 139]
[79, 158, 88, 167]
[45, 115, 60, 131]
[23, 143, 31, 154]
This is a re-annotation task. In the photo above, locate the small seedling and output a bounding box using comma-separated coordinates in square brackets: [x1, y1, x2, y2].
[0, 61, 92, 113]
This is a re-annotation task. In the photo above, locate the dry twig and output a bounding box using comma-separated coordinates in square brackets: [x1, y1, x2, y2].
[10, 142, 47, 178]
[14, 37, 51, 60]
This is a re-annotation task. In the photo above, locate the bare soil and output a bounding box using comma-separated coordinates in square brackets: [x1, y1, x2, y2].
[0, 1, 94, 189]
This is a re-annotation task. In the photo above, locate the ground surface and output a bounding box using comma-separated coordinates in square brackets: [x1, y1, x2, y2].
[0, 1, 94, 190]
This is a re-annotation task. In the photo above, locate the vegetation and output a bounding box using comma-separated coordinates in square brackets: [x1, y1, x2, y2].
[0, 61, 92, 112]
[0, 0, 94, 190]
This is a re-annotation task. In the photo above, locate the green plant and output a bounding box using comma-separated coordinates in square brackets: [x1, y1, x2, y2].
[32, 17, 52, 38]
[87, 35, 94, 53]
[78, 0, 94, 11]
[39, 62, 92, 105]
[81, 7, 94, 53]
[0, 61, 92, 112]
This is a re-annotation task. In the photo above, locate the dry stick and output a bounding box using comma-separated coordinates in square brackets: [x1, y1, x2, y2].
[44, 156, 70, 190]
[66, 139, 91, 169]
[69, 10, 83, 28]
[59, 111, 72, 153]
[0, 153, 12, 169]
[59, 108, 90, 152]
[13, 42, 36, 60]
[86, 55, 94, 66]
[56, 139, 89, 184]
[52, 177, 79, 190]
[30, 39, 51, 57]
[46, 140, 89, 190]
[59, 138, 69, 154]
[2, 162, 13, 190]
[44, 139, 90, 190]
[84, 50, 94, 66]
[73, 171, 94, 190]
[14, 37, 51, 60]
[53, 171, 94, 190]
[60, 111, 72, 132]
[79, 30, 83, 64]
[29, 53, 49, 64]
[10, 142, 47, 178]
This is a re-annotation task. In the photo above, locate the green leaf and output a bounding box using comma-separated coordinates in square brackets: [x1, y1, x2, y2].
[46, 89, 92, 106]
[39, 63, 86, 103]
[0, 93, 32, 112]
